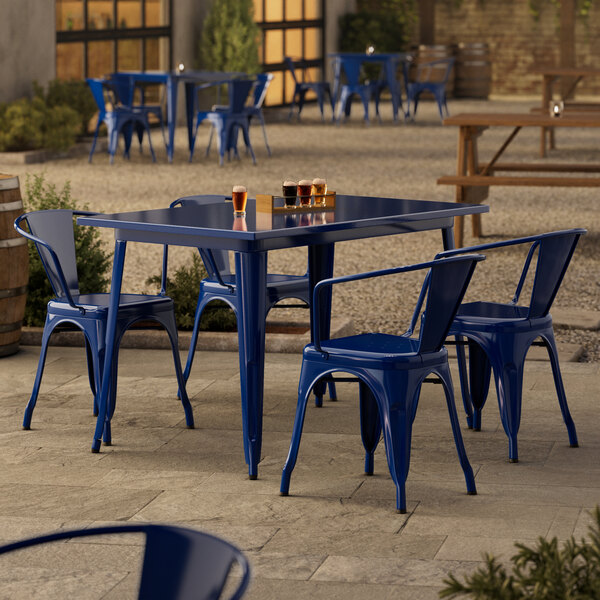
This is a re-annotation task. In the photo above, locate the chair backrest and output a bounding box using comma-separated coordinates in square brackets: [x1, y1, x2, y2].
[284, 57, 299, 84]
[228, 79, 254, 114]
[168, 196, 232, 280]
[436, 228, 586, 319]
[14, 209, 85, 301]
[109, 72, 136, 106]
[415, 57, 455, 84]
[0, 524, 250, 600]
[311, 255, 484, 354]
[252, 73, 274, 109]
[340, 58, 362, 87]
[86, 78, 109, 113]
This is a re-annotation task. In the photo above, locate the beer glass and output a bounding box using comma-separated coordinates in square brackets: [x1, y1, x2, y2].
[298, 180, 312, 206]
[232, 185, 247, 215]
[282, 180, 297, 208]
[312, 178, 327, 206]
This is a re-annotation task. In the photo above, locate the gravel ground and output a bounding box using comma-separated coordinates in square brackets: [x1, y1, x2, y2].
[6, 98, 599, 360]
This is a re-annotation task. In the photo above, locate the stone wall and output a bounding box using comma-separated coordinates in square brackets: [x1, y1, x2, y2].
[433, 0, 600, 97]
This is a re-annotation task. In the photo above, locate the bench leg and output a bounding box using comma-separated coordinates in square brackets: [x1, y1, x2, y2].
[472, 213, 482, 238]
[454, 214, 464, 248]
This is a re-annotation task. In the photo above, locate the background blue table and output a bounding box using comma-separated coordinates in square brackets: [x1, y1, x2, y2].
[78, 195, 488, 478]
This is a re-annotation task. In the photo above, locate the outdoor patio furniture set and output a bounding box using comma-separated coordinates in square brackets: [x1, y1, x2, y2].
[15, 194, 585, 515]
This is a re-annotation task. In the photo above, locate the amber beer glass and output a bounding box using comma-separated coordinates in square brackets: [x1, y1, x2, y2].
[298, 179, 312, 206]
[312, 178, 327, 206]
[232, 185, 248, 215]
[282, 180, 297, 208]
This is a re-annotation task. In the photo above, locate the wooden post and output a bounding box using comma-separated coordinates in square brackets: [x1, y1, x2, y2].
[419, 0, 435, 45]
[560, 0, 576, 99]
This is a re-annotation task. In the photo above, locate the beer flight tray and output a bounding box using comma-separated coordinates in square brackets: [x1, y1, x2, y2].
[255, 192, 336, 214]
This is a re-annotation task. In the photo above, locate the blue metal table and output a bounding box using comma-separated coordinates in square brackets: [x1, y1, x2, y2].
[110, 70, 245, 162]
[329, 52, 412, 122]
[78, 195, 488, 478]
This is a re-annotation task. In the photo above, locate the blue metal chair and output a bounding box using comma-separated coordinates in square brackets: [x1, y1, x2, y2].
[285, 57, 334, 121]
[164, 195, 336, 405]
[110, 72, 167, 153]
[333, 57, 379, 124]
[0, 524, 250, 599]
[14, 210, 194, 451]
[373, 55, 411, 121]
[406, 57, 455, 121]
[280, 254, 485, 513]
[438, 229, 586, 463]
[245, 73, 273, 156]
[86, 78, 156, 164]
[190, 79, 256, 165]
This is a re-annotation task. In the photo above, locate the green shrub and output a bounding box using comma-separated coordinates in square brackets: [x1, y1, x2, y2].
[146, 253, 237, 332]
[22, 174, 112, 327]
[440, 506, 600, 599]
[198, 0, 261, 75]
[0, 96, 80, 152]
[35, 79, 97, 136]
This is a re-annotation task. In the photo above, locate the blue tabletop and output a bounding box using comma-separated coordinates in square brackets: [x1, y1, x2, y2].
[78, 194, 488, 252]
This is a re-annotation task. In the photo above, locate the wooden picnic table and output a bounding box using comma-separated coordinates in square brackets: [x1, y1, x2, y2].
[438, 111, 600, 246]
[532, 66, 600, 156]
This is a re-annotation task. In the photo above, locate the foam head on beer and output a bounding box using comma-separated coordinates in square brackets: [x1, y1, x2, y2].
[283, 180, 296, 187]
[298, 179, 312, 187]
[233, 185, 246, 193]
[312, 178, 326, 186]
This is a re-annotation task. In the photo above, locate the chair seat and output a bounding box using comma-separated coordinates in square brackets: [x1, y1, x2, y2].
[452, 301, 550, 333]
[305, 333, 447, 369]
[50, 293, 173, 314]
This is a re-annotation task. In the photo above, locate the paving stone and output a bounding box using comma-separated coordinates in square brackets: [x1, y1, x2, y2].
[552, 308, 600, 331]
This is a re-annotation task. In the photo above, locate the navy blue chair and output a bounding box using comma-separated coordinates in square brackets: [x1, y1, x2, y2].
[86, 78, 156, 164]
[14, 210, 194, 451]
[163, 195, 336, 405]
[333, 57, 379, 124]
[245, 73, 273, 156]
[438, 229, 586, 463]
[285, 57, 334, 121]
[190, 79, 256, 165]
[406, 57, 454, 121]
[280, 254, 485, 513]
[0, 524, 250, 599]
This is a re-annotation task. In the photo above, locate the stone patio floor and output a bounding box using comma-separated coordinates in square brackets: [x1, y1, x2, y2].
[0, 342, 599, 598]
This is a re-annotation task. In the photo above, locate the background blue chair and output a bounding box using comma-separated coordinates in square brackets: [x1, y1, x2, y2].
[245, 73, 273, 156]
[280, 254, 485, 513]
[0, 523, 250, 599]
[190, 79, 256, 165]
[438, 229, 586, 463]
[332, 57, 379, 124]
[406, 57, 455, 121]
[15, 209, 193, 452]
[163, 196, 336, 405]
[86, 78, 156, 163]
[110, 72, 167, 153]
[285, 56, 334, 121]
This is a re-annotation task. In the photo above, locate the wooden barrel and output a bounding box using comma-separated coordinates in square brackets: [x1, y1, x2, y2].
[454, 42, 492, 99]
[0, 175, 29, 357]
[410, 44, 455, 98]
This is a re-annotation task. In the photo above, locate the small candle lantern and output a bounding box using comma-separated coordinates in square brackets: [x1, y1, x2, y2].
[549, 100, 564, 118]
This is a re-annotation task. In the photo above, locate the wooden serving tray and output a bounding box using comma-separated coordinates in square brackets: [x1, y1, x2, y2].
[256, 192, 336, 213]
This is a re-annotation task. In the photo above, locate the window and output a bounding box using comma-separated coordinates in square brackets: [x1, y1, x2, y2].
[56, 0, 171, 79]
[253, 0, 325, 106]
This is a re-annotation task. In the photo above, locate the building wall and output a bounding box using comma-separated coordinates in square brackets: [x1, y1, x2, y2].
[172, 0, 206, 72]
[0, 0, 56, 103]
[434, 0, 600, 97]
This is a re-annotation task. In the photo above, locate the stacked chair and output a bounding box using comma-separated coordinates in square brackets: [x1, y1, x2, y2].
[285, 56, 334, 121]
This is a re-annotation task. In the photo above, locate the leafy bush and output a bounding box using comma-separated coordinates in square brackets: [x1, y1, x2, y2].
[22, 174, 112, 327]
[146, 253, 237, 332]
[0, 96, 80, 152]
[440, 506, 600, 599]
[34, 79, 97, 136]
[198, 0, 260, 75]
[339, 0, 416, 54]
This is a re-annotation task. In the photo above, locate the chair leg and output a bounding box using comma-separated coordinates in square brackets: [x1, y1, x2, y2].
[455, 335, 473, 428]
[543, 332, 578, 448]
[258, 114, 271, 156]
[88, 122, 101, 163]
[359, 381, 381, 475]
[142, 120, 156, 162]
[467, 339, 492, 431]
[280, 363, 319, 495]
[437, 364, 477, 496]
[182, 296, 205, 386]
[22, 319, 55, 430]
[84, 337, 98, 416]
[240, 124, 256, 165]
[315, 88, 325, 121]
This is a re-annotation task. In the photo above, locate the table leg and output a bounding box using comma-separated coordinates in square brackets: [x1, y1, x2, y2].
[166, 77, 178, 163]
[184, 81, 196, 153]
[92, 239, 127, 453]
[385, 59, 399, 121]
[540, 74, 553, 158]
[234, 251, 267, 479]
[441, 226, 455, 251]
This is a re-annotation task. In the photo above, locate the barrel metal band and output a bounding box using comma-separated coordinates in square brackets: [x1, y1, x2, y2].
[0, 285, 28, 299]
[0, 320, 21, 334]
[0, 177, 19, 191]
[0, 237, 27, 248]
[0, 342, 20, 357]
[0, 200, 23, 212]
